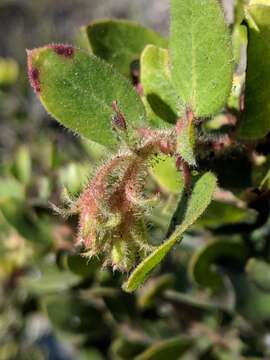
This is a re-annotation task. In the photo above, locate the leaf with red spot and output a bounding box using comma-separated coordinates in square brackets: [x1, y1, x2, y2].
[27, 44, 147, 147]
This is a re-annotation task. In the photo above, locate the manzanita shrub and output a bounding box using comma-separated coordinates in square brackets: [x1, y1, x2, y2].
[0, 0, 270, 358]
[26, 0, 269, 294]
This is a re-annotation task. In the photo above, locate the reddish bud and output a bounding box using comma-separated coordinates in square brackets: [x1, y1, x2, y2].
[112, 101, 127, 131]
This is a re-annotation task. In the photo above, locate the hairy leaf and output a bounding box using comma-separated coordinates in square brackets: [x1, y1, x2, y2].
[123, 172, 217, 292]
[27, 45, 146, 147]
[238, 3, 270, 138]
[176, 111, 196, 166]
[85, 20, 167, 77]
[170, 0, 233, 116]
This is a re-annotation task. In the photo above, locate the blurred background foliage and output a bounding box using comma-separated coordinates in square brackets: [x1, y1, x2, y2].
[1, 0, 270, 359]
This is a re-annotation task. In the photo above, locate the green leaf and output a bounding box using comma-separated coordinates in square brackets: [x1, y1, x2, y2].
[246, 258, 270, 292]
[27, 45, 146, 147]
[85, 20, 167, 77]
[189, 238, 247, 290]
[134, 336, 193, 360]
[140, 45, 182, 125]
[170, 0, 233, 117]
[238, 3, 270, 138]
[150, 155, 184, 194]
[123, 172, 217, 292]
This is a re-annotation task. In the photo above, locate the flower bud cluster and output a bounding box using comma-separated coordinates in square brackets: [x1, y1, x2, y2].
[76, 130, 176, 271]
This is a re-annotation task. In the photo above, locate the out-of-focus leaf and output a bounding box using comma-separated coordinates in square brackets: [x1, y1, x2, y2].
[43, 293, 104, 335]
[170, 0, 233, 117]
[164, 284, 235, 314]
[249, 0, 270, 8]
[0, 177, 25, 201]
[59, 162, 89, 196]
[135, 336, 193, 360]
[138, 274, 175, 309]
[141, 45, 181, 125]
[123, 172, 217, 292]
[189, 238, 247, 290]
[238, 2, 270, 138]
[79, 348, 104, 360]
[0, 199, 53, 245]
[234, 273, 270, 323]
[0, 58, 18, 86]
[197, 201, 256, 228]
[246, 258, 270, 292]
[27, 46, 147, 147]
[111, 337, 148, 360]
[85, 20, 167, 77]
[20, 260, 81, 295]
[82, 139, 107, 160]
[150, 155, 184, 194]
[63, 253, 101, 278]
[11, 145, 32, 185]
